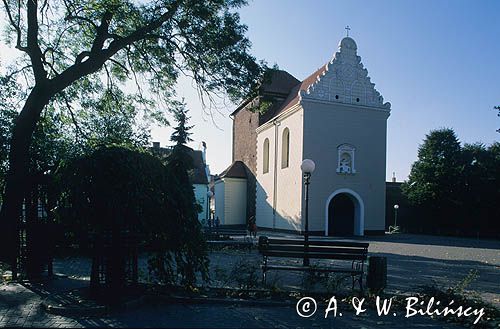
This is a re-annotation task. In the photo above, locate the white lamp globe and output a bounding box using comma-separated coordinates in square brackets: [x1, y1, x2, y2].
[301, 159, 316, 174]
[394, 204, 399, 210]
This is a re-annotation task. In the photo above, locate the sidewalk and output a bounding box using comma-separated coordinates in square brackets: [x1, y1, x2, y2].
[1, 281, 466, 328]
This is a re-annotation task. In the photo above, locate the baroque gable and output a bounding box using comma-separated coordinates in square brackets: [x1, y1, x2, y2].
[299, 37, 391, 110]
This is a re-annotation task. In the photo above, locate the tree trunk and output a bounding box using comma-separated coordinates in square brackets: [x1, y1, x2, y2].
[0, 85, 52, 279]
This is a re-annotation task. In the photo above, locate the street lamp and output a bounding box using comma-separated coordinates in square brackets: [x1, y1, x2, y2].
[390, 204, 400, 234]
[301, 159, 315, 266]
[206, 191, 213, 227]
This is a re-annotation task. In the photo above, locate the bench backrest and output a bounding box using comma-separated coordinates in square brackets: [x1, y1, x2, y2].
[258, 236, 368, 261]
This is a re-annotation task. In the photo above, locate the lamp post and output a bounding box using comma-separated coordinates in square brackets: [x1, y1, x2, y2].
[393, 204, 399, 227]
[206, 191, 213, 227]
[389, 204, 400, 234]
[301, 159, 315, 266]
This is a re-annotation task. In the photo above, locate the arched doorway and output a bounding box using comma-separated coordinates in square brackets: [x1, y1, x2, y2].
[325, 189, 364, 236]
[328, 194, 354, 235]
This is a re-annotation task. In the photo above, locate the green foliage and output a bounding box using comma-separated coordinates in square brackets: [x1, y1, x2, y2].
[402, 128, 500, 236]
[0, 74, 19, 203]
[55, 146, 171, 240]
[403, 128, 462, 208]
[77, 88, 151, 150]
[2, 0, 264, 120]
[170, 101, 193, 146]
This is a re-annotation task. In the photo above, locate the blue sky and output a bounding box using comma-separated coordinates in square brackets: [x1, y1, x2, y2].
[0, 1, 498, 180]
[160, 0, 499, 180]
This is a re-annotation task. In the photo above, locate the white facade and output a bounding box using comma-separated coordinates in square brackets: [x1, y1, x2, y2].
[256, 106, 304, 231]
[254, 36, 390, 236]
[214, 178, 247, 226]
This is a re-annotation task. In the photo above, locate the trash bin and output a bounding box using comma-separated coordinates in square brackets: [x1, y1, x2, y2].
[366, 256, 387, 294]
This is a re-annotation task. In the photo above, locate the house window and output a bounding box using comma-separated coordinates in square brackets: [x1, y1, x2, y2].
[336, 144, 356, 174]
[263, 138, 270, 174]
[281, 128, 290, 168]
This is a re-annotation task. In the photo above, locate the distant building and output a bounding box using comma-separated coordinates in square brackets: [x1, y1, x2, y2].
[151, 142, 210, 223]
[217, 36, 391, 235]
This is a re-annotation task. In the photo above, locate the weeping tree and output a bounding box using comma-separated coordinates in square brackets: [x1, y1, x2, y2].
[55, 146, 175, 295]
[0, 0, 264, 277]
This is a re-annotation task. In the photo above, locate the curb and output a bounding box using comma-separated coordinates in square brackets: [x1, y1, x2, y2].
[41, 295, 148, 317]
[41, 293, 297, 317]
[153, 295, 296, 307]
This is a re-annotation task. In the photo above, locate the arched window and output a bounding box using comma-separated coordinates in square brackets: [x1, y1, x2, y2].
[281, 128, 290, 169]
[263, 138, 270, 174]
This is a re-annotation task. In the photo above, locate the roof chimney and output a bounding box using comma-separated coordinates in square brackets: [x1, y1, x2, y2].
[392, 172, 396, 183]
[153, 141, 160, 150]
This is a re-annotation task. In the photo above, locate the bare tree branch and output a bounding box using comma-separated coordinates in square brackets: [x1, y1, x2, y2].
[2, 0, 27, 51]
[26, 0, 48, 82]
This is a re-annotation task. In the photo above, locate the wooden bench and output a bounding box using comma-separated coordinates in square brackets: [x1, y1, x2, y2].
[204, 227, 253, 250]
[258, 236, 369, 291]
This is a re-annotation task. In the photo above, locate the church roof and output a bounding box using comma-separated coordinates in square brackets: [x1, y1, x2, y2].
[260, 36, 391, 125]
[231, 70, 300, 116]
[259, 69, 301, 96]
[266, 65, 328, 120]
[218, 161, 247, 179]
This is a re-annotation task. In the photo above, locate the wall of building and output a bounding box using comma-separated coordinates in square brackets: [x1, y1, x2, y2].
[302, 101, 389, 234]
[214, 180, 225, 225]
[193, 184, 209, 223]
[256, 107, 304, 231]
[222, 178, 247, 226]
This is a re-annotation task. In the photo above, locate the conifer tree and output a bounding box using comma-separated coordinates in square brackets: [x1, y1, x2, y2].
[150, 103, 208, 286]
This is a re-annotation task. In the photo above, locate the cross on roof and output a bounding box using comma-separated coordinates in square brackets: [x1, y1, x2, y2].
[345, 25, 351, 37]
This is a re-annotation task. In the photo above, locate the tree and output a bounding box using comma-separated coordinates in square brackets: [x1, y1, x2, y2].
[402, 128, 500, 237]
[72, 87, 151, 152]
[56, 146, 172, 294]
[149, 103, 208, 286]
[402, 128, 463, 232]
[0, 0, 264, 275]
[0, 74, 19, 204]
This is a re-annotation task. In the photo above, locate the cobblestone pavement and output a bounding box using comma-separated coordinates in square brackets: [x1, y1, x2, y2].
[0, 282, 466, 328]
[0, 233, 498, 327]
[48, 233, 500, 305]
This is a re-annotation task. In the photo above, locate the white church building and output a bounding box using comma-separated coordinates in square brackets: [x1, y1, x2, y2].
[215, 36, 391, 236]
